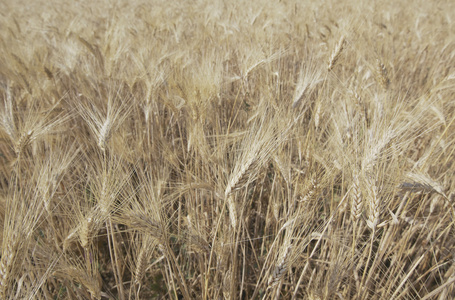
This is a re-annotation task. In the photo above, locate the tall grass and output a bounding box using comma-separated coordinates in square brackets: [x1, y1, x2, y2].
[1, 0, 455, 299]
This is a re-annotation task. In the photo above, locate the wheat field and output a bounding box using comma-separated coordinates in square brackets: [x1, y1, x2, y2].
[1, 0, 455, 299]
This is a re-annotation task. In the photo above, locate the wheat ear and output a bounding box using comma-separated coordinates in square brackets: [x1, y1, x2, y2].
[134, 237, 152, 285]
[366, 178, 380, 230]
[224, 134, 271, 227]
[350, 175, 363, 222]
[80, 216, 94, 250]
[376, 59, 390, 90]
[268, 243, 292, 288]
[0, 233, 18, 299]
[328, 36, 345, 71]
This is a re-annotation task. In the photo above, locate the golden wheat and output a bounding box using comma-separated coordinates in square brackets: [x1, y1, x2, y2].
[0, 0, 454, 299]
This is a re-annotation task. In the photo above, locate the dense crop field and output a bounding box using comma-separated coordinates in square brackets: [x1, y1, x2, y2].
[1, 0, 455, 299]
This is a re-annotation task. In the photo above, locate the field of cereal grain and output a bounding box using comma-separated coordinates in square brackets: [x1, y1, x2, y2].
[1, 0, 455, 299]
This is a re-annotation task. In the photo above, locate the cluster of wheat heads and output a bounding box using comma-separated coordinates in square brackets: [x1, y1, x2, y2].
[1, 0, 455, 299]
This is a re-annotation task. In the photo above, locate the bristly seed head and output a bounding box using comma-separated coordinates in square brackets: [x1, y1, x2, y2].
[328, 36, 345, 71]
